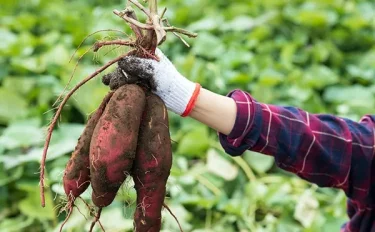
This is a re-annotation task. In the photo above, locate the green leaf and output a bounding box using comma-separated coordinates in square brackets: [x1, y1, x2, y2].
[218, 197, 248, 216]
[276, 217, 301, 232]
[0, 88, 28, 124]
[0, 216, 34, 232]
[264, 183, 293, 206]
[17, 182, 55, 220]
[177, 126, 210, 157]
[11, 13, 38, 31]
[286, 85, 313, 102]
[303, 65, 339, 89]
[188, 16, 223, 31]
[294, 191, 319, 228]
[179, 193, 218, 209]
[287, 4, 338, 27]
[0, 124, 84, 169]
[11, 56, 47, 73]
[347, 65, 375, 82]
[162, 204, 193, 232]
[3, 77, 37, 96]
[62, 65, 110, 116]
[0, 28, 17, 55]
[192, 33, 225, 59]
[0, 122, 43, 150]
[322, 216, 348, 232]
[222, 12, 277, 32]
[222, 16, 257, 31]
[342, 15, 370, 30]
[0, 166, 23, 186]
[42, 44, 70, 66]
[258, 69, 285, 86]
[206, 149, 238, 181]
[51, 123, 85, 143]
[323, 85, 374, 108]
[244, 151, 274, 174]
[245, 181, 268, 202]
[248, 25, 272, 41]
[92, 207, 134, 231]
[280, 43, 298, 67]
[312, 41, 331, 63]
[219, 49, 254, 69]
[226, 72, 253, 85]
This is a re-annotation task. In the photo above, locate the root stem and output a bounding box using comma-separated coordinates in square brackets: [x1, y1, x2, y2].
[53, 45, 94, 107]
[89, 208, 103, 232]
[128, 0, 151, 18]
[164, 26, 198, 38]
[93, 40, 135, 52]
[59, 205, 73, 232]
[69, 29, 128, 63]
[113, 10, 153, 30]
[163, 203, 183, 232]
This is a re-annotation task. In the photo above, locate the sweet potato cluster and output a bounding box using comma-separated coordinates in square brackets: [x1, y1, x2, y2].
[38, 2, 197, 231]
[63, 83, 172, 232]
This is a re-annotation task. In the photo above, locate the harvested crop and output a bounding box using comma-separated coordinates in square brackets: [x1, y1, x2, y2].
[40, 1, 197, 231]
[132, 93, 172, 232]
[89, 84, 146, 208]
[63, 91, 114, 200]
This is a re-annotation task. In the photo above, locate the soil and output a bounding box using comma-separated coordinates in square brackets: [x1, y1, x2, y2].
[102, 57, 156, 91]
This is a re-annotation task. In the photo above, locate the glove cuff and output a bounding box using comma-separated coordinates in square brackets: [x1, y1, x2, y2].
[181, 83, 201, 117]
[163, 76, 200, 116]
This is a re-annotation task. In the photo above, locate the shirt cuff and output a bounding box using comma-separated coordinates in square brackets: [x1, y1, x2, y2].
[218, 90, 263, 156]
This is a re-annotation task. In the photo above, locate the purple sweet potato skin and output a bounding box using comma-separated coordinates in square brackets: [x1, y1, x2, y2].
[132, 93, 172, 232]
[63, 91, 114, 199]
[90, 84, 146, 207]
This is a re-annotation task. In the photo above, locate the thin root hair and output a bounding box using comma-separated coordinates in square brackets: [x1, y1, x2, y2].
[69, 29, 129, 64]
[53, 45, 95, 107]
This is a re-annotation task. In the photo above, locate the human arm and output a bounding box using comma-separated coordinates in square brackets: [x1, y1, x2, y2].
[219, 89, 375, 205]
[117, 49, 375, 204]
[117, 51, 238, 135]
[116, 49, 238, 134]
[189, 88, 237, 135]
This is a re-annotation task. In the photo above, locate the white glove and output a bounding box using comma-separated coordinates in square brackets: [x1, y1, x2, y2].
[118, 49, 201, 116]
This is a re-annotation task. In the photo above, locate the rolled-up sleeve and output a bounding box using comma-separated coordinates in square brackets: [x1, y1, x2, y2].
[218, 90, 262, 156]
[219, 90, 375, 204]
[219, 89, 375, 231]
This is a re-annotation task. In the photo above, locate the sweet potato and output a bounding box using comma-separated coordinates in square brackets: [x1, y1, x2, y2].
[90, 84, 146, 207]
[63, 91, 114, 199]
[132, 93, 173, 232]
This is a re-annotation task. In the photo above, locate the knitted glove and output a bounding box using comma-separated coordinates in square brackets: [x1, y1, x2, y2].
[118, 49, 201, 116]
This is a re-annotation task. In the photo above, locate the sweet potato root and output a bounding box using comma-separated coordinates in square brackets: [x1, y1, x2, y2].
[89, 84, 146, 207]
[63, 91, 114, 200]
[132, 93, 173, 232]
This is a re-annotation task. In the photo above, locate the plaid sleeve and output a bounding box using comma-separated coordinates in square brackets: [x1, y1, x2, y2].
[219, 90, 375, 204]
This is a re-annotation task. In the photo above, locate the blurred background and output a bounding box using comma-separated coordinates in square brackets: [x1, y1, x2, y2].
[0, 0, 374, 231]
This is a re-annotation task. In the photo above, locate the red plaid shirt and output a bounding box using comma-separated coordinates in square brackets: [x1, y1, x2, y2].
[219, 90, 375, 231]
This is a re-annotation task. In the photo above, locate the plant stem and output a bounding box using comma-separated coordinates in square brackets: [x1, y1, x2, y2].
[149, 0, 158, 15]
[93, 40, 135, 52]
[113, 10, 152, 30]
[232, 157, 257, 182]
[128, 0, 150, 18]
[163, 203, 184, 232]
[164, 26, 198, 37]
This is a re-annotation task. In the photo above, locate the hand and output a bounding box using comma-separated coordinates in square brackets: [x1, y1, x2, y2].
[117, 49, 201, 116]
[104, 49, 237, 135]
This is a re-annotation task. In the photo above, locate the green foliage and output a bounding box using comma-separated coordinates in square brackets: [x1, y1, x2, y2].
[1, 0, 374, 231]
